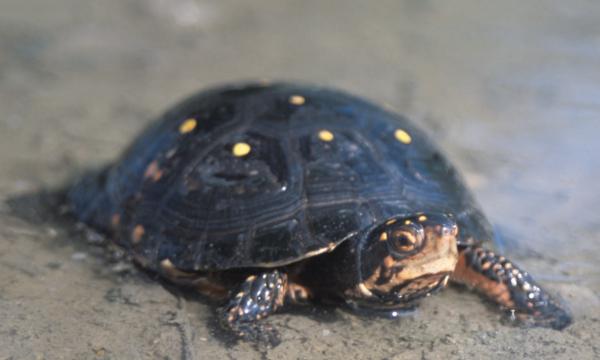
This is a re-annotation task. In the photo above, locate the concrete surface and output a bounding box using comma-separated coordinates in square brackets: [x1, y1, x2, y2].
[1, 1, 599, 359]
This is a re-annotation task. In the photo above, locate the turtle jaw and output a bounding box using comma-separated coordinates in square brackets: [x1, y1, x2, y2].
[354, 272, 452, 309]
[387, 272, 451, 303]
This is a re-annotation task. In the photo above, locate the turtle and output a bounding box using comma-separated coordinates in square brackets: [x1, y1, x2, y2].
[68, 82, 571, 343]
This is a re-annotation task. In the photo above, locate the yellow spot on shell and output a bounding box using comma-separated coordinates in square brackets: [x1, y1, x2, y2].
[385, 219, 397, 226]
[232, 142, 251, 157]
[179, 118, 197, 134]
[132, 225, 145, 244]
[289, 95, 305, 105]
[394, 128, 412, 144]
[318, 130, 334, 142]
[379, 232, 388, 241]
[418, 215, 427, 222]
[404, 219, 412, 225]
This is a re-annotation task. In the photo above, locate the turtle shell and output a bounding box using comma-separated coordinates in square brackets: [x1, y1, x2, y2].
[69, 83, 493, 272]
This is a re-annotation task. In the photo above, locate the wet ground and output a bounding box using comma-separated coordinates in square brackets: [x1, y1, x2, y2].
[1, 1, 599, 359]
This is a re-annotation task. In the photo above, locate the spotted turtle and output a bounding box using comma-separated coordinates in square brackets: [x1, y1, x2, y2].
[69, 82, 571, 343]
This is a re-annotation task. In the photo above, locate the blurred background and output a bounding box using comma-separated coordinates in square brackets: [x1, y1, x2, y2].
[1, 1, 599, 359]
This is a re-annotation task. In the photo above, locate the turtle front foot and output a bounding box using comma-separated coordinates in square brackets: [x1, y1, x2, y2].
[220, 270, 288, 346]
[452, 246, 572, 330]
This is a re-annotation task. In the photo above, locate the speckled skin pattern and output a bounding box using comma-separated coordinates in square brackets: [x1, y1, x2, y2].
[68, 83, 571, 343]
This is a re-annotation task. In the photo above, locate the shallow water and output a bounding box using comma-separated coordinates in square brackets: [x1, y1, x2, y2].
[1, 1, 599, 359]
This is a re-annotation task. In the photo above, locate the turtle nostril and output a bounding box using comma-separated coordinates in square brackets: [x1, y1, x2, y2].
[442, 224, 458, 237]
[453, 224, 459, 236]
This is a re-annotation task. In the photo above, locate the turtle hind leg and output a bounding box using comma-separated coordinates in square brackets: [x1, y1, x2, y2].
[220, 269, 289, 346]
[451, 246, 572, 330]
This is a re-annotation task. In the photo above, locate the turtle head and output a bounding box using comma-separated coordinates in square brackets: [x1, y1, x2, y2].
[347, 213, 459, 311]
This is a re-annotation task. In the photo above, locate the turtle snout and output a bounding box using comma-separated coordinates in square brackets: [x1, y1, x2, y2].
[442, 223, 459, 237]
[434, 223, 458, 240]
[434, 215, 458, 238]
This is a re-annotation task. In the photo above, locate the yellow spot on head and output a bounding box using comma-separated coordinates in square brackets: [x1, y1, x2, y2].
[394, 128, 412, 144]
[404, 219, 412, 225]
[179, 118, 197, 134]
[418, 215, 427, 222]
[383, 255, 395, 268]
[379, 232, 388, 241]
[232, 142, 251, 157]
[289, 95, 305, 105]
[318, 129, 334, 142]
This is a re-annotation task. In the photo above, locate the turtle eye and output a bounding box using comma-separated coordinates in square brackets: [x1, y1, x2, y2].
[389, 224, 424, 254]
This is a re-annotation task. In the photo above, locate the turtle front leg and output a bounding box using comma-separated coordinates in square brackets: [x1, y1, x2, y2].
[451, 246, 571, 330]
[221, 269, 289, 345]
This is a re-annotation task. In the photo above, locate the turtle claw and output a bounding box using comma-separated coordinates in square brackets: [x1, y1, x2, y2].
[504, 298, 572, 330]
[536, 302, 572, 330]
[230, 322, 281, 348]
[220, 270, 288, 346]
